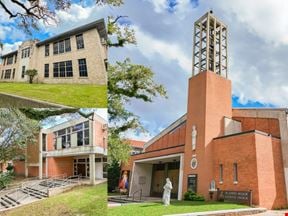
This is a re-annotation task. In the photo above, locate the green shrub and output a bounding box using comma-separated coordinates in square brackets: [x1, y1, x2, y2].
[6, 164, 14, 171]
[184, 191, 205, 201]
[0, 171, 14, 189]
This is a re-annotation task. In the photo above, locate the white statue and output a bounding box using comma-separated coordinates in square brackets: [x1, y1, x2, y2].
[163, 178, 173, 206]
[192, 125, 197, 150]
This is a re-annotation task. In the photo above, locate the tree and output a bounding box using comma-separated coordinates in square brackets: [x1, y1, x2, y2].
[0, 0, 122, 34]
[0, 108, 39, 163]
[25, 69, 38, 84]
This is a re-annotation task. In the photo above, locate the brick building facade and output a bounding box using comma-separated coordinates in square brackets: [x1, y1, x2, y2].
[122, 12, 288, 209]
[14, 112, 108, 185]
[0, 19, 107, 84]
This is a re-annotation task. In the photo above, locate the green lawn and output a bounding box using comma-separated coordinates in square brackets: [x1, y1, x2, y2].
[1, 183, 107, 216]
[108, 201, 248, 216]
[0, 83, 107, 107]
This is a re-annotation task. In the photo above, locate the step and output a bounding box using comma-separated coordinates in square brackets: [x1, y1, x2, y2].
[21, 189, 44, 199]
[22, 188, 47, 198]
[0, 196, 15, 207]
[25, 187, 48, 197]
[0, 201, 9, 208]
[4, 195, 20, 205]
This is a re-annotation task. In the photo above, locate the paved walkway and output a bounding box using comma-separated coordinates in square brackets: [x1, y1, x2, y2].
[250, 210, 288, 216]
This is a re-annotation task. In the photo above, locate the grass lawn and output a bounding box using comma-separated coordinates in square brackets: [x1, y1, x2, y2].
[0, 83, 107, 107]
[108, 201, 248, 216]
[1, 183, 107, 216]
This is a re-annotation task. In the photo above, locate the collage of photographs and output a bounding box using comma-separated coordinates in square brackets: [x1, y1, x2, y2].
[0, 0, 288, 216]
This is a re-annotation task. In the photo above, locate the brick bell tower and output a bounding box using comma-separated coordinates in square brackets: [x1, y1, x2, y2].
[182, 11, 232, 199]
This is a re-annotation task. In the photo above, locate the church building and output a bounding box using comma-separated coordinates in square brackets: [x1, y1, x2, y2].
[122, 11, 288, 209]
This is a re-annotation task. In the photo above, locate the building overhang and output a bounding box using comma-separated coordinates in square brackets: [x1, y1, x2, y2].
[43, 146, 107, 157]
[36, 19, 107, 46]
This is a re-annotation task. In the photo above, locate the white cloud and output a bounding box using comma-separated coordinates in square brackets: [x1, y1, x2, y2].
[0, 41, 22, 55]
[128, 26, 191, 73]
[42, 3, 108, 36]
[122, 129, 152, 142]
[145, 0, 167, 13]
[216, 0, 288, 45]
[145, 0, 197, 19]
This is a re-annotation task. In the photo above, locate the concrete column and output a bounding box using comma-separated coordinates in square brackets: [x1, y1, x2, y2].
[39, 133, 43, 179]
[178, 154, 184, 200]
[89, 154, 96, 185]
[45, 158, 48, 178]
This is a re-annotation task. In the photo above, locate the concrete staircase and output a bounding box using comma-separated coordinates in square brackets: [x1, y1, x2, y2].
[0, 194, 20, 209]
[21, 187, 48, 199]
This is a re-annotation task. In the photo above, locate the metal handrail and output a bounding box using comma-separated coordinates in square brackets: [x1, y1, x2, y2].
[132, 189, 142, 201]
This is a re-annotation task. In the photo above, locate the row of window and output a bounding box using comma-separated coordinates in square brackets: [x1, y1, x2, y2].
[45, 34, 84, 57]
[44, 58, 88, 78]
[219, 163, 238, 183]
[21, 48, 30, 59]
[3, 54, 17, 66]
[1, 69, 15, 79]
[53, 121, 90, 149]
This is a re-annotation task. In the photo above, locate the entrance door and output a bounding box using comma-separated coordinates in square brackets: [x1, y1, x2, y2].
[187, 174, 197, 193]
[151, 164, 165, 197]
[151, 162, 180, 198]
[77, 164, 86, 177]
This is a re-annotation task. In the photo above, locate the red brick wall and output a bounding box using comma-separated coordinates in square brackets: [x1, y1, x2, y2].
[145, 123, 186, 152]
[233, 117, 280, 138]
[28, 166, 39, 177]
[47, 133, 55, 151]
[47, 157, 73, 177]
[213, 132, 287, 209]
[13, 161, 25, 176]
[183, 71, 232, 200]
[213, 133, 260, 204]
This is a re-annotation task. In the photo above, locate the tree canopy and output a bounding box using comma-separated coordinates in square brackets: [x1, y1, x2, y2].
[0, 108, 39, 162]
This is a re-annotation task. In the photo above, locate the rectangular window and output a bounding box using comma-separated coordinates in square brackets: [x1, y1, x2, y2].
[59, 62, 65, 77]
[12, 69, 15, 79]
[7, 56, 13, 65]
[4, 69, 11, 79]
[14, 54, 17, 63]
[53, 61, 73, 78]
[3, 58, 6, 66]
[66, 61, 73, 77]
[44, 64, 49, 78]
[21, 66, 25, 78]
[53, 42, 58, 55]
[65, 38, 71, 52]
[53, 63, 59, 77]
[219, 164, 223, 183]
[78, 59, 88, 77]
[45, 44, 49, 56]
[76, 34, 84, 49]
[21, 48, 30, 58]
[233, 163, 238, 182]
[77, 131, 83, 146]
[59, 40, 65, 53]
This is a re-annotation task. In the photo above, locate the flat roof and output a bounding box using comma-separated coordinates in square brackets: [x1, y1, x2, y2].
[1, 50, 18, 58]
[37, 18, 106, 46]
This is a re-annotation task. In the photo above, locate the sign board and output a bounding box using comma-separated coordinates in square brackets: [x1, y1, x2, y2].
[217, 190, 252, 206]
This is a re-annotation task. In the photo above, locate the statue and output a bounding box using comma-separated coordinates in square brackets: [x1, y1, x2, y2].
[192, 125, 197, 150]
[163, 178, 173, 206]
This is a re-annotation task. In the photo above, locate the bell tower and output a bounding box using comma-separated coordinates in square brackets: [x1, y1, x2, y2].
[192, 11, 228, 77]
[183, 11, 232, 199]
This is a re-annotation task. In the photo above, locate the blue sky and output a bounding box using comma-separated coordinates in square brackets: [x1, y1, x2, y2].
[1, 0, 288, 141]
